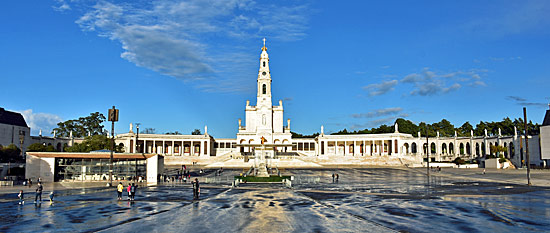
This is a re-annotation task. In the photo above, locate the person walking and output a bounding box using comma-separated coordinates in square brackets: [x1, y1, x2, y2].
[130, 183, 137, 201]
[117, 182, 124, 200]
[18, 190, 24, 205]
[192, 178, 200, 200]
[335, 174, 339, 183]
[127, 183, 132, 200]
[332, 173, 335, 183]
[35, 182, 43, 203]
[28, 179, 32, 188]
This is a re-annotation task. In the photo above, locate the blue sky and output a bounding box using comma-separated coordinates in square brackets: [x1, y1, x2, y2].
[1, 0, 549, 138]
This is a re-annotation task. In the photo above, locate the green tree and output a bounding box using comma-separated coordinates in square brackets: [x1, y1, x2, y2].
[395, 118, 418, 135]
[165, 131, 182, 135]
[291, 131, 320, 138]
[65, 135, 123, 153]
[26, 143, 55, 152]
[418, 122, 436, 137]
[52, 112, 106, 137]
[191, 129, 202, 135]
[0, 144, 23, 162]
[27, 143, 46, 152]
[143, 128, 156, 134]
[433, 119, 455, 137]
[457, 122, 473, 137]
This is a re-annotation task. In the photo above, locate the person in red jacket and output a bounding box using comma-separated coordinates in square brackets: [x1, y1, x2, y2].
[127, 183, 132, 200]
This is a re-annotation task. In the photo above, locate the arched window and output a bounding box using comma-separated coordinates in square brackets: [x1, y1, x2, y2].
[263, 61, 266, 67]
[262, 84, 267, 94]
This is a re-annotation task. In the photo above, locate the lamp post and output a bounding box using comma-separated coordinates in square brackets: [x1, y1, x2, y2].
[108, 106, 119, 187]
[19, 130, 25, 159]
[14, 130, 25, 176]
[523, 107, 531, 186]
[425, 124, 429, 176]
[135, 123, 140, 180]
[135, 123, 140, 153]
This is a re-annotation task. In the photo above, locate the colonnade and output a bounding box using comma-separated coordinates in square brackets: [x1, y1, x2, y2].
[318, 139, 399, 156]
[132, 139, 210, 156]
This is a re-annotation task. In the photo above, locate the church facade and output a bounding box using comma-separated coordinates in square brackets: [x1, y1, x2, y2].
[114, 40, 548, 168]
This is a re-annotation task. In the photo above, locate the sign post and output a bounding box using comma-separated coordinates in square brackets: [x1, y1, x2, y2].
[108, 106, 119, 187]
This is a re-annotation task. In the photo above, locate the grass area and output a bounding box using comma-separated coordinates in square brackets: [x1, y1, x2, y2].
[234, 175, 291, 182]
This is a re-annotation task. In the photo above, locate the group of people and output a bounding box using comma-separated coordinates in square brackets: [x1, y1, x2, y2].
[22, 177, 40, 187]
[331, 173, 340, 183]
[17, 181, 54, 205]
[117, 182, 137, 201]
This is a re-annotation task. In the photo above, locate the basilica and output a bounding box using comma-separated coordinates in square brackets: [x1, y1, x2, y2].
[112, 40, 550, 168]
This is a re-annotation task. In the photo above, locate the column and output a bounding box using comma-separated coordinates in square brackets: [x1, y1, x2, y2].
[153, 140, 156, 153]
[353, 139, 357, 156]
[206, 140, 210, 156]
[171, 141, 175, 155]
[143, 139, 147, 153]
[200, 140, 204, 156]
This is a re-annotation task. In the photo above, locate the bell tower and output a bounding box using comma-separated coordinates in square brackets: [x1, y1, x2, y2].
[257, 38, 272, 107]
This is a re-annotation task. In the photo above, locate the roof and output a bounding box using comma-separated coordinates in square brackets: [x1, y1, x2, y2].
[0, 108, 28, 128]
[27, 152, 161, 159]
[543, 109, 550, 126]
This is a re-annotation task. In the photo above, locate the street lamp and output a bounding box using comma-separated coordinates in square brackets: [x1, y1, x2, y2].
[135, 123, 140, 180]
[425, 124, 430, 176]
[108, 106, 119, 187]
[135, 123, 140, 153]
[19, 130, 25, 159]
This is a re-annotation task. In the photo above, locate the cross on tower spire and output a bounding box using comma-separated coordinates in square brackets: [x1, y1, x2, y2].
[262, 38, 267, 51]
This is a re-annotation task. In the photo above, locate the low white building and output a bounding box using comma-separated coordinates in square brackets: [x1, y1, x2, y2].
[26, 152, 163, 184]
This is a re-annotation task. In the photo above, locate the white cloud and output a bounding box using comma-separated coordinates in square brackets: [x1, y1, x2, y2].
[401, 68, 486, 96]
[363, 80, 398, 96]
[351, 107, 403, 119]
[18, 109, 63, 136]
[65, 0, 311, 92]
[53, 0, 71, 12]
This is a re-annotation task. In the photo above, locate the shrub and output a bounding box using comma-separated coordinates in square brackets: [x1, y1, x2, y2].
[453, 157, 466, 165]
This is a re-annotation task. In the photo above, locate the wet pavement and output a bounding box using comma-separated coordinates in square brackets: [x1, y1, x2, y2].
[1, 168, 549, 232]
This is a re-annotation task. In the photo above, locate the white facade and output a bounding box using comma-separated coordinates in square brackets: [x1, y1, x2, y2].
[236, 39, 291, 151]
[111, 40, 549, 168]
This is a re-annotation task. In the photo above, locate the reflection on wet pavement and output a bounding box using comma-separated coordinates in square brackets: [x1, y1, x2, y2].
[1, 168, 549, 232]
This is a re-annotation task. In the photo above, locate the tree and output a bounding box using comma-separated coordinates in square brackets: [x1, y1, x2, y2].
[65, 135, 123, 153]
[433, 119, 455, 137]
[0, 144, 23, 162]
[191, 129, 202, 135]
[166, 131, 182, 135]
[143, 128, 156, 134]
[291, 131, 320, 138]
[457, 122, 473, 137]
[395, 118, 419, 135]
[52, 112, 107, 137]
[489, 145, 507, 158]
[27, 143, 56, 152]
[474, 121, 488, 136]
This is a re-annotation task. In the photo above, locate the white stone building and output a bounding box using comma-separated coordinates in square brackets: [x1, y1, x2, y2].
[113, 40, 549, 168]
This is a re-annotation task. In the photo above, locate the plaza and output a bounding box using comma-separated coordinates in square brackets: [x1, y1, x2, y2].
[1, 167, 549, 232]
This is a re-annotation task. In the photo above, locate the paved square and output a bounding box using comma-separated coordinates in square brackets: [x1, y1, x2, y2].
[1, 168, 549, 232]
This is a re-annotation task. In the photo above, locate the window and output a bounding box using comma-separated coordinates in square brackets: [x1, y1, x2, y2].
[262, 84, 267, 94]
[263, 61, 266, 67]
